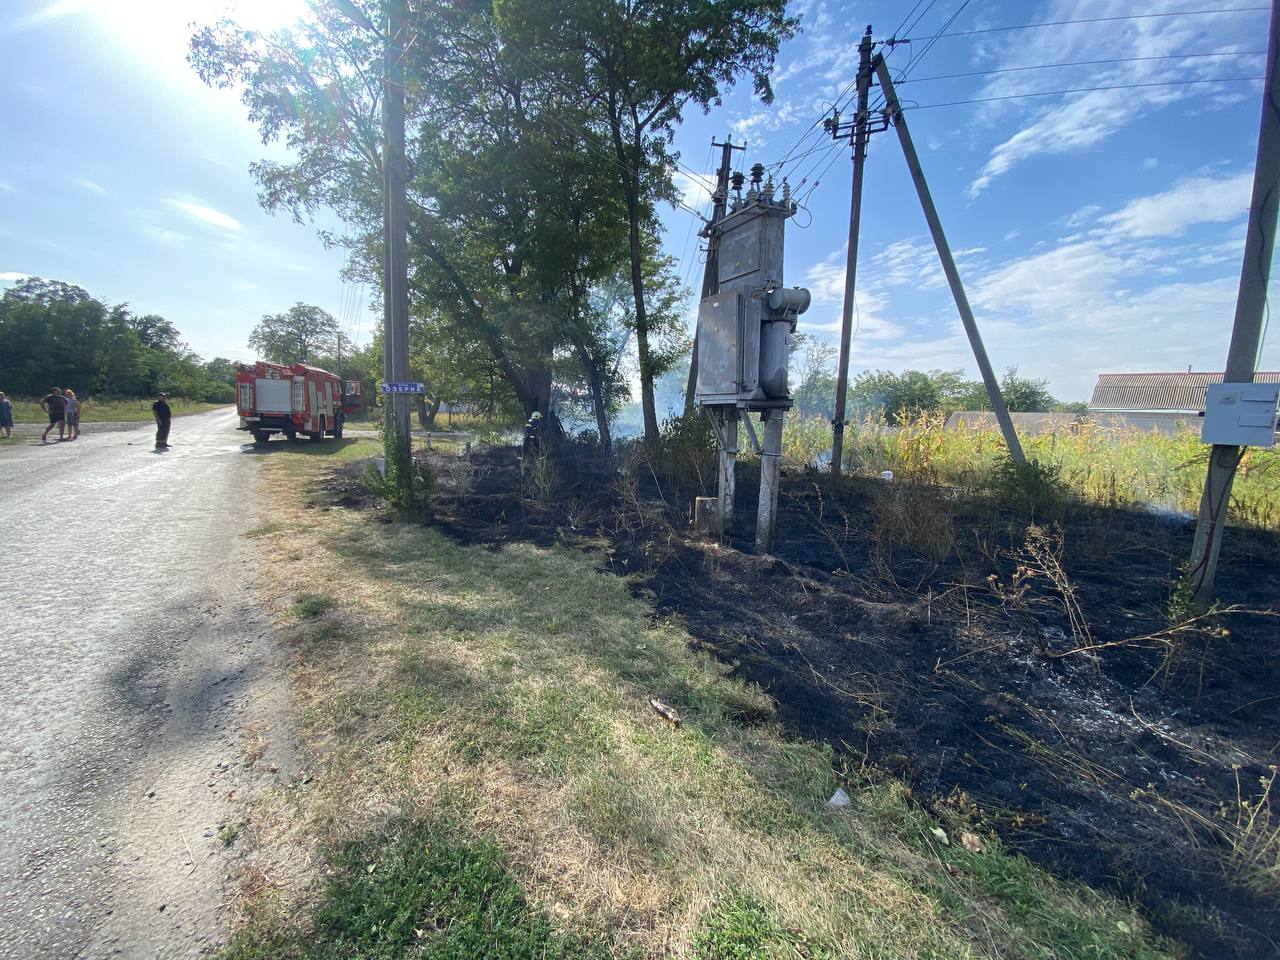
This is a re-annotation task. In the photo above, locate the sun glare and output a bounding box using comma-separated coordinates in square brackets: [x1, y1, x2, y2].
[62, 0, 310, 63]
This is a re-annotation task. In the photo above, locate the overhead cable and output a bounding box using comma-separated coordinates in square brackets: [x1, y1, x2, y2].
[901, 6, 1268, 42]
[899, 49, 1267, 83]
[906, 74, 1264, 110]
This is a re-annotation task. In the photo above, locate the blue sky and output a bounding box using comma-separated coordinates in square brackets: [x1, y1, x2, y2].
[2, 0, 1276, 402]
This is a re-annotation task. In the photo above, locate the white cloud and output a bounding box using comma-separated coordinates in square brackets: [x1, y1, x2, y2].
[867, 238, 945, 290]
[1096, 172, 1252, 238]
[969, 88, 1149, 197]
[169, 199, 242, 231]
[73, 176, 106, 195]
[671, 170, 715, 211]
[1063, 204, 1101, 229]
[7, 0, 93, 32]
[1142, 157, 1160, 170]
[964, 1, 1265, 196]
[800, 250, 903, 341]
[0, 179, 14, 192]
[0, 271, 30, 282]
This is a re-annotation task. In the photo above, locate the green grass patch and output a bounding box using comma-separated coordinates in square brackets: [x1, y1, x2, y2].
[291, 593, 338, 620]
[225, 820, 608, 959]
[691, 895, 806, 960]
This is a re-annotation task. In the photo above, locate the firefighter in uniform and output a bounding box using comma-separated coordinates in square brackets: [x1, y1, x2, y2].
[522, 410, 544, 456]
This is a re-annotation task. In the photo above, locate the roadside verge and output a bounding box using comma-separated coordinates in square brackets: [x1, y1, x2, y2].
[223, 439, 1169, 959]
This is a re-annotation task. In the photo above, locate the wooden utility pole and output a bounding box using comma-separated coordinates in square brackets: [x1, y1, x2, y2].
[383, 0, 413, 486]
[874, 58, 1026, 464]
[1187, 0, 1280, 607]
[685, 138, 743, 415]
[830, 25, 875, 475]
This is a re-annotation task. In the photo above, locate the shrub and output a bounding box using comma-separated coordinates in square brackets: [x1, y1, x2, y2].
[985, 456, 1071, 518]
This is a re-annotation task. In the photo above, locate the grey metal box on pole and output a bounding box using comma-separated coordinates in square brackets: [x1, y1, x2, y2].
[694, 166, 810, 553]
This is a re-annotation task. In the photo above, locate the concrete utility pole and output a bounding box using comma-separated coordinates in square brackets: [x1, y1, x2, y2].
[874, 58, 1026, 465]
[383, 0, 413, 484]
[830, 25, 875, 476]
[1187, 0, 1280, 607]
[685, 138, 744, 416]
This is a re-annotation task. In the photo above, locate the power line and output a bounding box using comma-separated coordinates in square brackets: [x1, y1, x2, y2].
[897, 0, 974, 82]
[899, 49, 1267, 84]
[907, 74, 1264, 110]
[888, 0, 929, 41]
[902, 6, 1268, 42]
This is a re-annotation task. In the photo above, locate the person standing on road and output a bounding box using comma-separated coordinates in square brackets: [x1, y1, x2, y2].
[41, 387, 66, 443]
[152, 392, 172, 450]
[63, 389, 80, 440]
[0, 391, 12, 438]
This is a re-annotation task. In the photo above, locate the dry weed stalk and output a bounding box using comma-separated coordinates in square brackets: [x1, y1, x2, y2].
[986, 524, 1092, 655]
[1132, 765, 1280, 898]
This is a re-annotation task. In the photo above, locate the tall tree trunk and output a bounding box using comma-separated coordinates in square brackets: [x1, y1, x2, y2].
[607, 107, 659, 446]
[415, 395, 441, 430]
[625, 191, 659, 446]
[571, 333, 612, 449]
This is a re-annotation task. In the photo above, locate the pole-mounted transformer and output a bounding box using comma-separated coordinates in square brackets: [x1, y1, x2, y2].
[694, 163, 811, 553]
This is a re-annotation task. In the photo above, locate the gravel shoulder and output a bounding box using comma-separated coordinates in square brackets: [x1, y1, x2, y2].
[0, 410, 297, 959]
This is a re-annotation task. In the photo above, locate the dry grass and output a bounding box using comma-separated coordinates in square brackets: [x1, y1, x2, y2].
[222, 439, 1170, 958]
[783, 412, 1280, 531]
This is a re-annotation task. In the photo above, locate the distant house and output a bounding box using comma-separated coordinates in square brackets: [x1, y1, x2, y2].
[1088, 371, 1280, 434]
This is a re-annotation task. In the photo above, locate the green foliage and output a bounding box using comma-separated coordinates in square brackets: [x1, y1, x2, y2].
[248, 303, 340, 367]
[365, 416, 433, 518]
[691, 896, 804, 960]
[849, 366, 1062, 424]
[226, 820, 607, 959]
[0, 276, 233, 400]
[292, 593, 338, 620]
[789, 410, 1280, 531]
[985, 455, 1072, 517]
[655, 410, 717, 494]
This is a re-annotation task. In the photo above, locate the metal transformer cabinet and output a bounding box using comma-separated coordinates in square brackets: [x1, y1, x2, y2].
[693, 175, 810, 553]
[695, 186, 810, 408]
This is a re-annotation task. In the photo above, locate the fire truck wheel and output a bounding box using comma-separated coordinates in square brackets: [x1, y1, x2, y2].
[252, 430, 269, 444]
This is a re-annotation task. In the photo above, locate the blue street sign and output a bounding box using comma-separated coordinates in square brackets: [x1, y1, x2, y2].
[380, 381, 427, 394]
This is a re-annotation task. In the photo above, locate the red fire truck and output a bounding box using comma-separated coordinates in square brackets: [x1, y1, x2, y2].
[235, 361, 364, 443]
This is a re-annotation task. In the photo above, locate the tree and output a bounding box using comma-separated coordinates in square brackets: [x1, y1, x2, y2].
[791, 334, 838, 419]
[953, 367, 1057, 413]
[852, 369, 945, 423]
[248, 303, 339, 365]
[191, 3, 639, 437]
[503, 0, 798, 444]
[0, 276, 214, 398]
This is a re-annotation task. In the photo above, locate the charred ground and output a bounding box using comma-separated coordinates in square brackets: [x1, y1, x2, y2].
[325, 442, 1279, 958]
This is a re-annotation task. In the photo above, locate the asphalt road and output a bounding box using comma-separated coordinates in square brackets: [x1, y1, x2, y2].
[0, 409, 295, 959]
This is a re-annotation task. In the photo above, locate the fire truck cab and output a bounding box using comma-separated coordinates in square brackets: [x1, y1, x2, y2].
[235, 360, 364, 444]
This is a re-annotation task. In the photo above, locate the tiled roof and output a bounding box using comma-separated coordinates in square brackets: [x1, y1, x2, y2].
[1089, 372, 1280, 413]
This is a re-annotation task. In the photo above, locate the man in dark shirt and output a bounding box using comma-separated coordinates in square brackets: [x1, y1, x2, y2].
[41, 387, 66, 443]
[152, 393, 172, 450]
